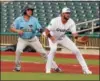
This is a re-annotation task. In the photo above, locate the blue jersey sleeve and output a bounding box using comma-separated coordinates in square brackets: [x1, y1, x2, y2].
[12, 17, 20, 29]
[35, 19, 42, 29]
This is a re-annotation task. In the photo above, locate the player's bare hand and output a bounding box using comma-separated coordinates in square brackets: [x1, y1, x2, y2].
[50, 36, 56, 43]
[16, 30, 24, 35]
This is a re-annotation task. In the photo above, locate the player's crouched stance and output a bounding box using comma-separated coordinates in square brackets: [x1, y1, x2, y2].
[43, 7, 92, 74]
[10, 5, 61, 72]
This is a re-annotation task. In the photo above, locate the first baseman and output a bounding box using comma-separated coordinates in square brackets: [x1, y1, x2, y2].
[43, 7, 92, 74]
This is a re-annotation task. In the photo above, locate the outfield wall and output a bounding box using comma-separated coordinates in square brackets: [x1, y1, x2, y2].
[0, 33, 100, 49]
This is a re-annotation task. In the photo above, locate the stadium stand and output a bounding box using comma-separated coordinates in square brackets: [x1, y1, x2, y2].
[1, 1, 99, 32]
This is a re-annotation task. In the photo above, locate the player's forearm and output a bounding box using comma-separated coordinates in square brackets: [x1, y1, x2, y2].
[44, 29, 55, 42]
[10, 27, 19, 33]
[10, 27, 23, 35]
[45, 29, 52, 38]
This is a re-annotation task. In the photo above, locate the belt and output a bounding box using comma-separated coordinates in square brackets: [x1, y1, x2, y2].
[21, 36, 33, 40]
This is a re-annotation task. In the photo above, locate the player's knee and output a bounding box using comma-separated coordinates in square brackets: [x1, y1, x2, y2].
[41, 53, 48, 61]
[51, 46, 57, 51]
[72, 49, 81, 55]
[39, 49, 47, 54]
[16, 49, 23, 54]
[50, 46, 57, 53]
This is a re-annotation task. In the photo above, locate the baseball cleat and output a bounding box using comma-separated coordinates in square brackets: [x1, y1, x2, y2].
[83, 70, 92, 74]
[13, 67, 21, 72]
[46, 71, 51, 74]
[54, 68, 62, 72]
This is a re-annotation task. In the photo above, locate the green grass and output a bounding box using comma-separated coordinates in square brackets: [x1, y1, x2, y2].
[1, 72, 99, 80]
[1, 55, 99, 65]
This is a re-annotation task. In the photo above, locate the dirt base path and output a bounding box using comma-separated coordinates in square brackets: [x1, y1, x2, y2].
[1, 61, 99, 74]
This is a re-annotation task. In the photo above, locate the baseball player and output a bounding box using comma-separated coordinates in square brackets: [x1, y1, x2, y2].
[10, 5, 61, 72]
[43, 7, 92, 74]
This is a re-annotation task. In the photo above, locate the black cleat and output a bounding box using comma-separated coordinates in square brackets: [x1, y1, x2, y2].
[54, 68, 62, 72]
[13, 68, 20, 72]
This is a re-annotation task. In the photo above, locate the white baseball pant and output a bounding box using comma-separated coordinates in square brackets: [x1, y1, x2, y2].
[46, 36, 89, 73]
[15, 36, 58, 69]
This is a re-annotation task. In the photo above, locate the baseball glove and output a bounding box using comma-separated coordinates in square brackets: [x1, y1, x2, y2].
[76, 36, 89, 44]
